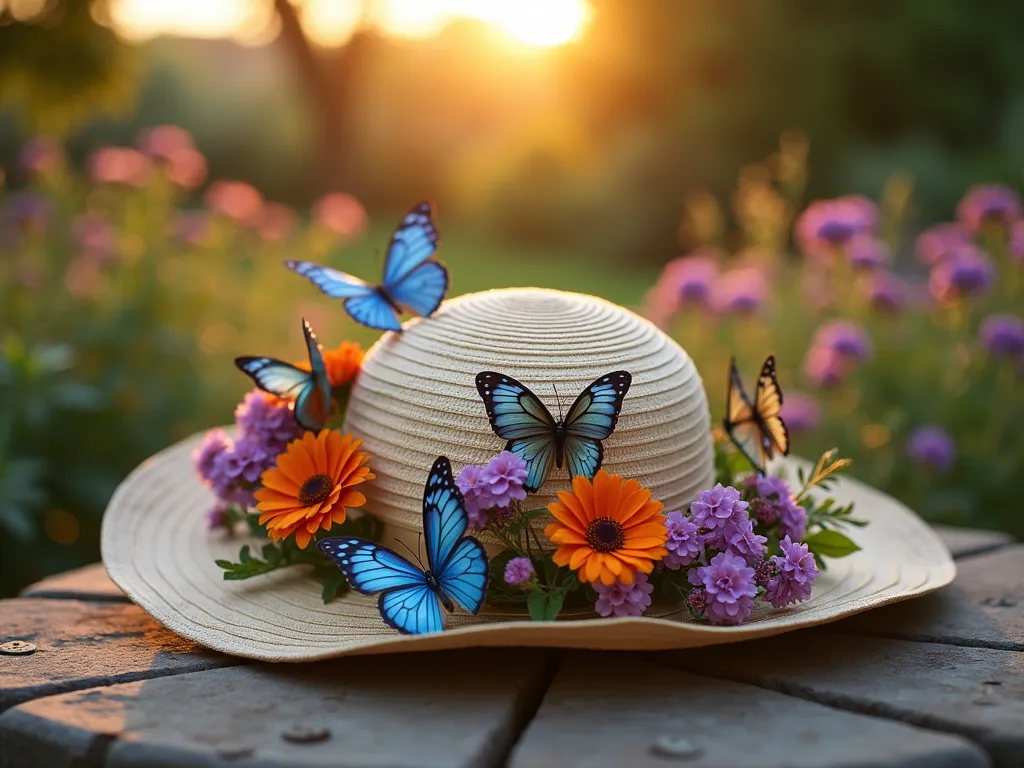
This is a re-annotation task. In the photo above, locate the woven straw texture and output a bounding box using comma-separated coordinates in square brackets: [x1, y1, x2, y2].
[101, 432, 955, 662]
[343, 287, 715, 535]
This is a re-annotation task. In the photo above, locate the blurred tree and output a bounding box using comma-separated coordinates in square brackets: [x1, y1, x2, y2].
[0, 0, 138, 136]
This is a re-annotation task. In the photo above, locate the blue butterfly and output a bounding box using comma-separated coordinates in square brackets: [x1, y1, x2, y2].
[285, 202, 447, 333]
[318, 456, 488, 635]
[475, 371, 632, 493]
[234, 317, 332, 431]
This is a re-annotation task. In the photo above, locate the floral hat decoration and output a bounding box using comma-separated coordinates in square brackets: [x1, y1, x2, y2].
[101, 203, 955, 661]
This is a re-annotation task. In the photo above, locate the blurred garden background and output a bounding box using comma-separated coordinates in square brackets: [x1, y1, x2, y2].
[1, 0, 1023, 595]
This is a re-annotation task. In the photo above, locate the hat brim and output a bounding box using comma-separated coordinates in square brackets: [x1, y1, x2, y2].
[101, 432, 955, 662]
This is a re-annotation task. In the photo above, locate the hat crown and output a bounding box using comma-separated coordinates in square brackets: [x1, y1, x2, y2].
[343, 287, 715, 530]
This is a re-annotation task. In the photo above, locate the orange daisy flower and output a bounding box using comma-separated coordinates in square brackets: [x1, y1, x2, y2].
[297, 341, 364, 387]
[254, 430, 374, 549]
[545, 470, 668, 586]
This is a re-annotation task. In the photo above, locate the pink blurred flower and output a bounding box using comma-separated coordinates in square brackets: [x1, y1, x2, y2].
[18, 137, 63, 178]
[174, 210, 213, 247]
[914, 222, 972, 266]
[812, 320, 872, 362]
[795, 195, 878, 257]
[956, 184, 1022, 232]
[205, 180, 264, 226]
[845, 235, 888, 271]
[257, 202, 298, 243]
[137, 125, 194, 161]
[71, 214, 116, 264]
[928, 245, 994, 303]
[803, 346, 847, 387]
[781, 391, 821, 434]
[712, 267, 768, 314]
[313, 193, 367, 238]
[865, 271, 908, 314]
[88, 147, 152, 187]
[165, 148, 208, 189]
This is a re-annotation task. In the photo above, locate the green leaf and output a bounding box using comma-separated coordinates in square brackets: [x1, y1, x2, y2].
[527, 587, 566, 621]
[804, 529, 861, 559]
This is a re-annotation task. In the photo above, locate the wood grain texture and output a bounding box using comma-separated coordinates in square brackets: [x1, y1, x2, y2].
[932, 525, 1015, 560]
[510, 653, 987, 768]
[1, 650, 553, 768]
[836, 544, 1024, 651]
[666, 632, 1024, 767]
[0, 599, 230, 713]
[19, 564, 126, 603]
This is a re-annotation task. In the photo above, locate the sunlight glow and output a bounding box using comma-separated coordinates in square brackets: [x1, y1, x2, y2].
[107, 0, 591, 49]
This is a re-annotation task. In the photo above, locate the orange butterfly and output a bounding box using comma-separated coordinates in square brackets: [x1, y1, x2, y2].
[723, 355, 790, 475]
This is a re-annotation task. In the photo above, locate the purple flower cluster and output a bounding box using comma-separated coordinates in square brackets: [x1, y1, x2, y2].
[763, 536, 818, 608]
[795, 195, 878, 257]
[845, 235, 888, 271]
[456, 451, 529, 529]
[688, 551, 758, 625]
[928, 245, 994, 303]
[663, 511, 704, 570]
[915, 222, 973, 267]
[594, 572, 654, 618]
[745, 475, 807, 541]
[689, 484, 766, 560]
[193, 391, 304, 523]
[711, 267, 768, 315]
[906, 425, 956, 473]
[804, 320, 872, 387]
[503, 557, 535, 586]
[956, 184, 1022, 232]
[980, 314, 1024, 360]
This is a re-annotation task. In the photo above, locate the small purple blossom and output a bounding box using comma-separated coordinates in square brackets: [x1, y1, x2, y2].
[194, 428, 231, 486]
[206, 501, 234, 532]
[846, 235, 888, 271]
[234, 391, 303, 454]
[689, 484, 749, 534]
[956, 184, 1022, 232]
[457, 463, 496, 522]
[665, 251, 719, 307]
[865, 271, 907, 314]
[780, 391, 821, 434]
[726, 518, 768, 562]
[480, 451, 528, 508]
[803, 346, 848, 387]
[745, 475, 806, 541]
[980, 314, 1024, 359]
[748, 497, 779, 528]
[687, 588, 708, 615]
[712, 268, 768, 314]
[754, 559, 775, 588]
[915, 223, 973, 267]
[594, 572, 653, 618]
[218, 434, 273, 485]
[764, 536, 818, 608]
[688, 551, 757, 626]
[662, 511, 704, 570]
[503, 557, 535, 586]
[813, 320, 872, 363]
[929, 246, 994, 302]
[906, 425, 956, 473]
[795, 195, 878, 256]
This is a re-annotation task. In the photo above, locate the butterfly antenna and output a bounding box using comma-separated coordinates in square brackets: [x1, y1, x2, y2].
[552, 382, 564, 423]
[395, 538, 425, 570]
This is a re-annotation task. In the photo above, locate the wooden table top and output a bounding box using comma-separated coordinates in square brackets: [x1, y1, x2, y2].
[0, 525, 1019, 768]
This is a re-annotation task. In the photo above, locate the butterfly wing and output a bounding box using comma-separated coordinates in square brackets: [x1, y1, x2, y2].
[754, 355, 790, 458]
[436, 537, 489, 615]
[285, 260, 402, 332]
[292, 319, 332, 431]
[559, 371, 631, 481]
[724, 357, 770, 473]
[234, 357, 311, 401]
[343, 293, 403, 332]
[387, 260, 448, 318]
[476, 371, 558, 492]
[378, 584, 445, 635]
[382, 202, 440, 287]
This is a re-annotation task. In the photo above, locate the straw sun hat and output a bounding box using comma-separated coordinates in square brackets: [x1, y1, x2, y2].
[101, 288, 954, 661]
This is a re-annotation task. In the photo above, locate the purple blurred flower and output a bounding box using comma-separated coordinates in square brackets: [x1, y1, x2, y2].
[1, 191, 51, 235]
[928, 246, 994, 302]
[662, 511, 704, 570]
[257, 203, 297, 243]
[795, 195, 878, 256]
[764, 536, 818, 608]
[194, 428, 231, 485]
[205, 180, 264, 226]
[803, 346, 847, 387]
[712, 268, 768, 314]
[980, 315, 1024, 359]
[846, 235, 888, 271]
[906, 425, 956, 473]
[503, 556, 535, 586]
[957, 184, 1022, 232]
[18, 137, 63, 178]
[594, 572, 653, 618]
[812, 320, 872, 362]
[174, 210, 212, 247]
[234, 391, 303, 454]
[780, 391, 821, 434]
[480, 451, 529, 508]
[915, 223, 972, 266]
[313, 193, 368, 238]
[206, 501, 234, 532]
[688, 551, 757, 625]
[89, 147, 151, 187]
[690, 484, 749, 534]
[666, 251, 720, 306]
[865, 271, 908, 314]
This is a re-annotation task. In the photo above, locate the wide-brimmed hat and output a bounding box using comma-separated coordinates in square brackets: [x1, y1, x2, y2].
[101, 289, 954, 661]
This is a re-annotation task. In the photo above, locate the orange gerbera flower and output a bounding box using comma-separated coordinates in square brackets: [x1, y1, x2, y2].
[254, 430, 374, 548]
[545, 470, 668, 586]
[296, 341, 363, 387]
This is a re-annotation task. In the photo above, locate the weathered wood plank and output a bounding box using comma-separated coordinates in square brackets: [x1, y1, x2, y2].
[663, 632, 1024, 767]
[933, 526, 1014, 560]
[510, 653, 987, 768]
[0, 649, 554, 768]
[836, 544, 1024, 651]
[19, 564, 126, 603]
[0, 599, 231, 713]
